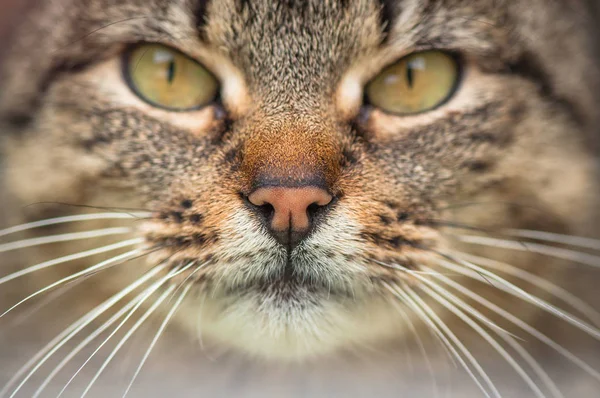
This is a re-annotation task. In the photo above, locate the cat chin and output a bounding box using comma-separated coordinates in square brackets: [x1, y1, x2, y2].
[176, 291, 406, 360]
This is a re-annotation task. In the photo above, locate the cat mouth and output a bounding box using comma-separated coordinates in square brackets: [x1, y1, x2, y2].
[215, 257, 359, 300]
[226, 277, 339, 298]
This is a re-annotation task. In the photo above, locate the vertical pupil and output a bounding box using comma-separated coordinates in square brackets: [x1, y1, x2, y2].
[406, 65, 414, 88]
[167, 60, 176, 84]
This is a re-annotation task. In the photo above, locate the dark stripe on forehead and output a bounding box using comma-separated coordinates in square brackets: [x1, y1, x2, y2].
[378, 0, 399, 40]
[194, 0, 211, 36]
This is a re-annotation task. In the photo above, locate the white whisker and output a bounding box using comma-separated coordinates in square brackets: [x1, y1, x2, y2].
[381, 261, 519, 339]
[167, 262, 202, 303]
[1, 249, 143, 318]
[403, 286, 502, 398]
[393, 305, 415, 374]
[0, 227, 131, 254]
[387, 296, 441, 397]
[33, 282, 165, 398]
[5, 277, 88, 330]
[420, 272, 563, 398]
[387, 283, 459, 364]
[458, 235, 600, 269]
[384, 283, 498, 398]
[431, 262, 600, 382]
[372, 260, 446, 275]
[0, 212, 150, 238]
[422, 266, 576, 398]
[0, 238, 143, 286]
[419, 283, 553, 398]
[436, 256, 600, 341]
[396, 290, 458, 367]
[385, 283, 455, 363]
[122, 283, 192, 398]
[2, 264, 166, 398]
[54, 264, 190, 398]
[503, 229, 600, 251]
[451, 251, 600, 327]
[196, 291, 207, 352]
[80, 284, 177, 398]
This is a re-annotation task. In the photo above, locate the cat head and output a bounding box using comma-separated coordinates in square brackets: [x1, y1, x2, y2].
[1, 0, 599, 359]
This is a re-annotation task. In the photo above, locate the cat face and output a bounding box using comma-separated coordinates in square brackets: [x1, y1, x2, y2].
[1, 0, 599, 360]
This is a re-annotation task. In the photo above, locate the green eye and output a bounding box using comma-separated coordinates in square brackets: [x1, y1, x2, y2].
[124, 44, 219, 111]
[365, 51, 459, 115]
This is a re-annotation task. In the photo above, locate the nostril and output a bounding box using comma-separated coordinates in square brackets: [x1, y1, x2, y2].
[306, 202, 321, 228]
[307, 202, 321, 217]
[242, 193, 275, 222]
[306, 198, 335, 225]
[256, 203, 275, 221]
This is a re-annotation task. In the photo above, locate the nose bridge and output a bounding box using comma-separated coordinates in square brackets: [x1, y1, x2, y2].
[241, 115, 341, 192]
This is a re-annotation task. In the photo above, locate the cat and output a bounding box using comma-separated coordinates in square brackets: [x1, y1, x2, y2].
[1, 0, 600, 396]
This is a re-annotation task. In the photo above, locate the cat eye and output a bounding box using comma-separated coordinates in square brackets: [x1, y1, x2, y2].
[365, 51, 459, 115]
[124, 44, 219, 111]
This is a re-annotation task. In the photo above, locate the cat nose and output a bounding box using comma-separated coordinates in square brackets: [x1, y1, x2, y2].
[247, 186, 333, 248]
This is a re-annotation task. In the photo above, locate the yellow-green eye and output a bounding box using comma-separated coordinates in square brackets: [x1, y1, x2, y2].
[365, 51, 459, 115]
[124, 44, 219, 111]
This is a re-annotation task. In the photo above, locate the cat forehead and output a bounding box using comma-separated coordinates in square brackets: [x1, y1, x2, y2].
[55, 0, 513, 65]
[201, 0, 384, 105]
[3, 0, 597, 134]
[3, 0, 586, 75]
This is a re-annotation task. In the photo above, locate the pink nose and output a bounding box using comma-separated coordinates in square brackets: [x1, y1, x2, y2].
[247, 187, 333, 232]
